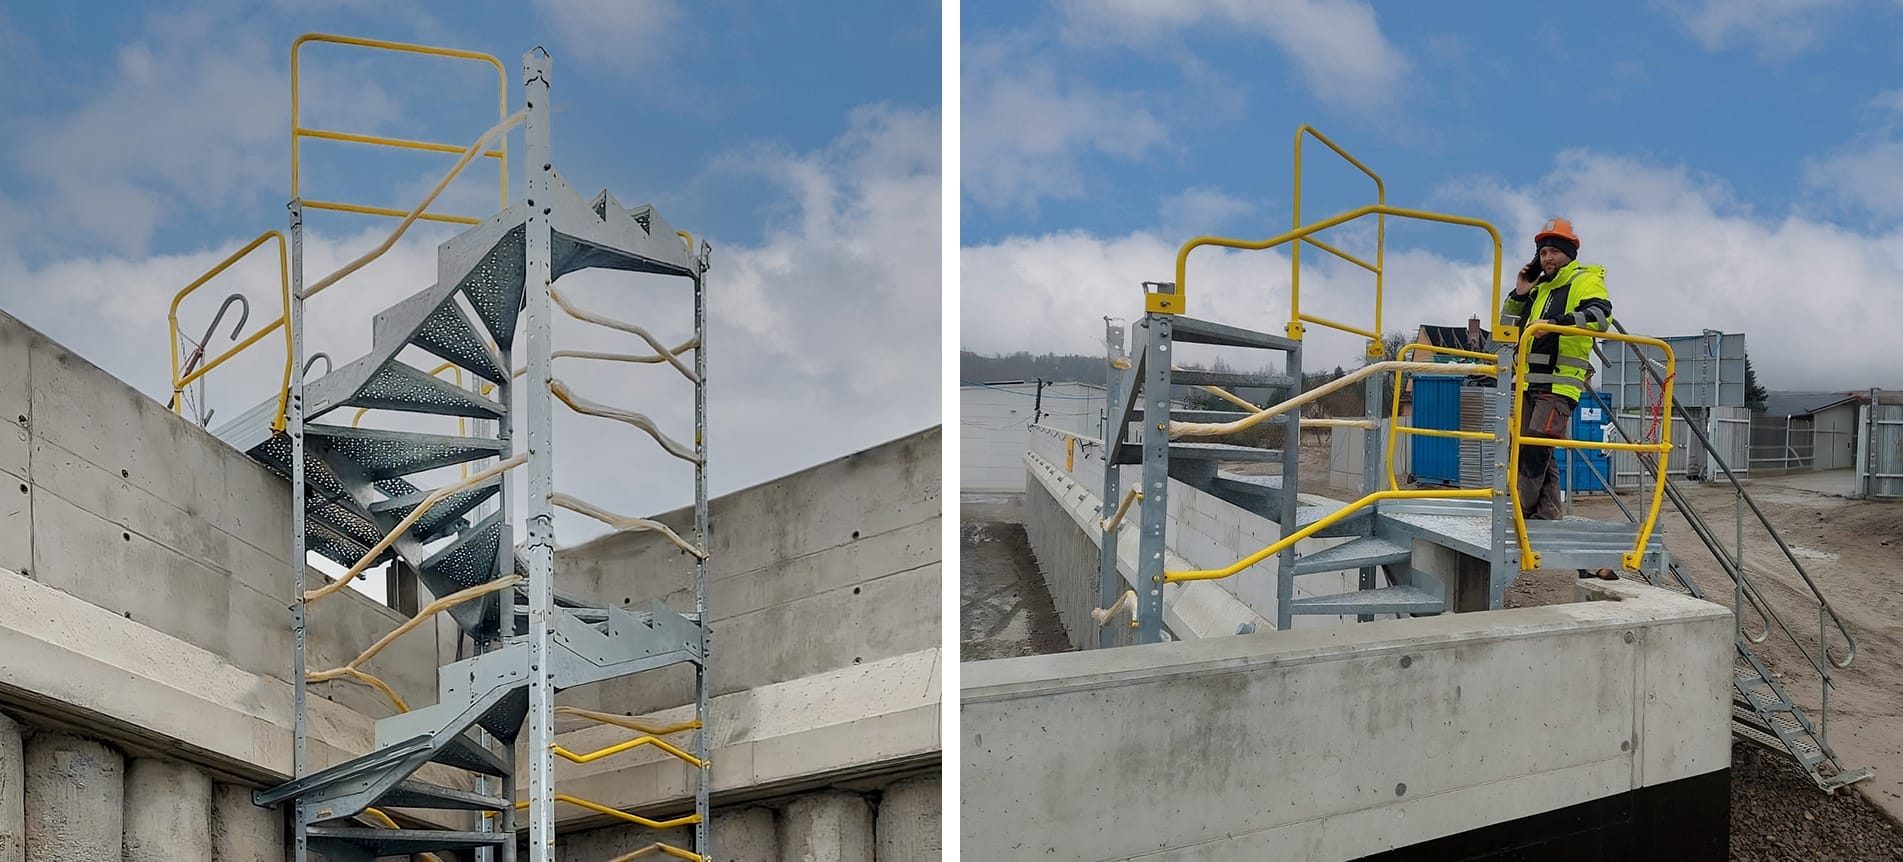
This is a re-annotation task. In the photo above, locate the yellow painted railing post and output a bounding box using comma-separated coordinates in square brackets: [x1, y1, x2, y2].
[1293, 126, 1386, 344]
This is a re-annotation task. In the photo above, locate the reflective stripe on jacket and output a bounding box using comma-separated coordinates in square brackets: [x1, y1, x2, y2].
[1498, 259, 1611, 404]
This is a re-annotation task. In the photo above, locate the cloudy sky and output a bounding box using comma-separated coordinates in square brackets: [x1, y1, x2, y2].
[0, 1, 941, 569]
[960, 0, 1903, 391]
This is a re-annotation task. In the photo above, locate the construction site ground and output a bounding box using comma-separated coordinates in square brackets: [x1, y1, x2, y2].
[961, 440, 1903, 860]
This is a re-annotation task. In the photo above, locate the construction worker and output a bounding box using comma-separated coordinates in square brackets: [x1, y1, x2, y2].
[1499, 219, 1616, 578]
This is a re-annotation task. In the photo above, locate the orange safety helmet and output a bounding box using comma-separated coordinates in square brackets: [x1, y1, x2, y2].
[1534, 217, 1579, 248]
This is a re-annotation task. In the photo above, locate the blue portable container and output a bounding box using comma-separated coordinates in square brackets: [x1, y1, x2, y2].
[1407, 375, 1464, 486]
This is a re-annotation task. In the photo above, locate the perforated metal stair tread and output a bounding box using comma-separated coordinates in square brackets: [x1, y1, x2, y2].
[1290, 537, 1412, 576]
[378, 780, 509, 811]
[433, 732, 512, 778]
[346, 362, 506, 420]
[372, 477, 502, 542]
[409, 299, 509, 384]
[1288, 585, 1443, 615]
[423, 509, 506, 588]
[305, 425, 508, 480]
[458, 223, 527, 346]
[306, 826, 508, 854]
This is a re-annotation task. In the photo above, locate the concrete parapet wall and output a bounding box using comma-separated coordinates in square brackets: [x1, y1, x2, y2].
[0, 311, 437, 716]
[962, 579, 1733, 860]
[556, 427, 941, 715]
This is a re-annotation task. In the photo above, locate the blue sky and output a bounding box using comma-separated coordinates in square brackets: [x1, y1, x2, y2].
[0, 0, 941, 552]
[960, 0, 1903, 391]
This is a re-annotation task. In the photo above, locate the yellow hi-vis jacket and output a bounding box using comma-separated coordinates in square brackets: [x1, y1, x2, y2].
[1498, 258, 1612, 404]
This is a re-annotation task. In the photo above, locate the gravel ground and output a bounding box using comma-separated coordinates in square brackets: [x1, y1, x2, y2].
[1730, 741, 1903, 860]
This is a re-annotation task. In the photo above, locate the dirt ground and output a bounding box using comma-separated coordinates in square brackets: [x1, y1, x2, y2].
[960, 493, 1072, 662]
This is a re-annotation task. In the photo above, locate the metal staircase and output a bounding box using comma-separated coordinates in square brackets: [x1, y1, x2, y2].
[167, 36, 716, 862]
[1570, 331, 1870, 793]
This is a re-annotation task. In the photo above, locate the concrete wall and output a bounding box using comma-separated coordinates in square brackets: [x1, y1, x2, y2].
[0, 311, 438, 717]
[962, 579, 1732, 860]
[961, 383, 1105, 492]
[556, 773, 939, 862]
[0, 709, 283, 862]
[1024, 424, 1371, 636]
[555, 427, 940, 716]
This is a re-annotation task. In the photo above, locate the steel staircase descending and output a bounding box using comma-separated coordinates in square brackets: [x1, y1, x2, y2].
[1570, 340, 1871, 793]
[158, 40, 721, 861]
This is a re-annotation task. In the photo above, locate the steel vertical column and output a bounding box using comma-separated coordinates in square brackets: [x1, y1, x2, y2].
[1489, 342, 1516, 605]
[1357, 360, 1380, 621]
[1276, 343, 1303, 631]
[692, 244, 712, 859]
[1134, 316, 1171, 644]
[287, 198, 310, 862]
[1097, 321, 1126, 650]
[520, 48, 557, 862]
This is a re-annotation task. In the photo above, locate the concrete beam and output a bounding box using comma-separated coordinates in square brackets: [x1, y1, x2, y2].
[782, 792, 873, 862]
[874, 775, 940, 861]
[0, 569, 466, 797]
[22, 731, 122, 862]
[212, 783, 282, 862]
[528, 648, 941, 828]
[0, 713, 19, 862]
[124, 759, 212, 862]
[963, 581, 1731, 859]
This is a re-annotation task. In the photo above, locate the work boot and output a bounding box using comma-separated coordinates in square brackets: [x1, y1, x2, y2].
[1576, 568, 1619, 580]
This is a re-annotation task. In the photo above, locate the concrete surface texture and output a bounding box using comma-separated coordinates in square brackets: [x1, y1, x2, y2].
[874, 775, 941, 859]
[783, 791, 875, 861]
[0, 713, 18, 862]
[556, 775, 940, 862]
[961, 580, 1733, 860]
[124, 758, 212, 862]
[211, 783, 283, 862]
[555, 427, 940, 716]
[0, 311, 438, 718]
[21, 730, 121, 862]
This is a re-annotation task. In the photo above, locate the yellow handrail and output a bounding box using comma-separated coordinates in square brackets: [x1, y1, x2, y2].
[302, 109, 527, 302]
[1291, 126, 1385, 342]
[606, 844, 704, 862]
[552, 734, 706, 768]
[308, 574, 524, 712]
[304, 454, 528, 603]
[514, 794, 700, 830]
[1099, 484, 1143, 532]
[1383, 343, 1500, 491]
[553, 706, 700, 737]
[1168, 205, 1502, 339]
[1166, 488, 1492, 582]
[290, 33, 508, 216]
[167, 231, 293, 430]
[1508, 323, 1675, 572]
[1167, 359, 1495, 439]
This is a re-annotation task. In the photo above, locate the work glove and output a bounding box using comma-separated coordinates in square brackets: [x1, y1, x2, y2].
[1547, 312, 1577, 327]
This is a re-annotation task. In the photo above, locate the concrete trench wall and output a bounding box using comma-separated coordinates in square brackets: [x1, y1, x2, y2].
[0, 709, 283, 862]
[555, 427, 941, 716]
[963, 579, 1734, 860]
[556, 773, 940, 862]
[0, 311, 439, 717]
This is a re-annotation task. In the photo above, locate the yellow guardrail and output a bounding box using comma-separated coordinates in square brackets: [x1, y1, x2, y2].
[1383, 343, 1499, 491]
[291, 33, 509, 224]
[1508, 324, 1674, 572]
[1162, 205, 1502, 341]
[1291, 126, 1384, 347]
[168, 231, 293, 430]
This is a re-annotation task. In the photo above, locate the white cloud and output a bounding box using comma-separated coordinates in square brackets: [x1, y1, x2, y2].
[1803, 138, 1903, 218]
[961, 35, 1167, 212]
[965, 149, 1903, 392]
[1159, 186, 1258, 237]
[1659, 0, 1852, 58]
[1054, 0, 1411, 113]
[530, 0, 683, 79]
[0, 100, 940, 550]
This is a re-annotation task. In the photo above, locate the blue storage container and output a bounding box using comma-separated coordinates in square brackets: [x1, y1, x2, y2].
[1408, 375, 1464, 486]
[1407, 376, 1613, 494]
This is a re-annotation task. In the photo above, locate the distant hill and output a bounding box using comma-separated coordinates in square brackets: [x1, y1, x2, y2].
[960, 351, 1105, 386]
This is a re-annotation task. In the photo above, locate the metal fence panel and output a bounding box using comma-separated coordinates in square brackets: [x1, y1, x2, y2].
[1599, 330, 1746, 410]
